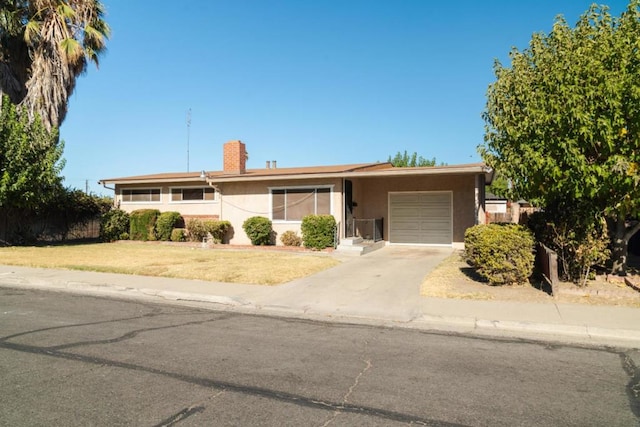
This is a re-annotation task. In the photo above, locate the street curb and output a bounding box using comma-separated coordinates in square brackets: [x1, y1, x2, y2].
[137, 289, 250, 306]
[2, 281, 640, 349]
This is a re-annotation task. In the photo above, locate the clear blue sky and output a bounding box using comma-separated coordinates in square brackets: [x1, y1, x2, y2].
[59, 0, 629, 195]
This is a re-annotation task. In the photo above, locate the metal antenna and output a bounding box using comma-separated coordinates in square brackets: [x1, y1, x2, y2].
[186, 108, 192, 172]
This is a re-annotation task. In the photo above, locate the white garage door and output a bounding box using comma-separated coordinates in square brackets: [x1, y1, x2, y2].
[389, 192, 452, 245]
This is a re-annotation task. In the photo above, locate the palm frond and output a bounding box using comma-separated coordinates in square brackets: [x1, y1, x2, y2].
[24, 19, 41, 44]
[59, 37, 82, 62]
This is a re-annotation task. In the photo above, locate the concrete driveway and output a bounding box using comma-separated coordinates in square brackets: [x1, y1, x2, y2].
[254, 246, 454, 321]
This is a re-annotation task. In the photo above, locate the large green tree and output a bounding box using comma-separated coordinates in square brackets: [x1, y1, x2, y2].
[0, 94, 63, 210]
[0, 0, 109, 129]
[481, 0, 640, 275]
[388, 150, 441, 167]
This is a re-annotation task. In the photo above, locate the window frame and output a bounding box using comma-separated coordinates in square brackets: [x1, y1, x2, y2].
[268, 185, 333, 223]
[169, 186, 218, 204]
[120, 188, 161, 204]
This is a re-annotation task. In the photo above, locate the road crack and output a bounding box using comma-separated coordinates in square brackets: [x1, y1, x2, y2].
[1, 340, 461, 426]
[344, 359, 372, 404]
[152, 404, 205, 427]
[321, 341, 374, 426]
[0, 307, 166, 342]
[45, 314, 233, 350]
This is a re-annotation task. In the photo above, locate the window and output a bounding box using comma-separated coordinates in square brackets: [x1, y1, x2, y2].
[271, 187, 331, 221]
[121, 188, 160, 202]
[171, 187, 216, 202]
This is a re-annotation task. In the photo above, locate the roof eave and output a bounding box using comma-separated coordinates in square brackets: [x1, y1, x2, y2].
[100, 164, 493, 186]
[99, 177, 207, 185]
[204, 165, 491, 184]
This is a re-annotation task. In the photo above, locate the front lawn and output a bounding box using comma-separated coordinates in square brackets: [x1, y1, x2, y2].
[0, 242, 340, 285]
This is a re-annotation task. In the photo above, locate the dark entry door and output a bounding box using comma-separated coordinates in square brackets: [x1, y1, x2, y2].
[344, 180, 353, 237]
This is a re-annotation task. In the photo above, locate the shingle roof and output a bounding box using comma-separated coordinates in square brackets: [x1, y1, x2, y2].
[99, 161, 491, 185]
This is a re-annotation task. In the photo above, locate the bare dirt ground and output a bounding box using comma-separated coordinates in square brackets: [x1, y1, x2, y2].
[421, 251, 640, 308]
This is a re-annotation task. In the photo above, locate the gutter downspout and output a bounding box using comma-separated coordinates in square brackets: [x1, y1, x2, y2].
[205, 179, 222, 222]
[99, 182, 115, 191]
[98, 181, 117, 208]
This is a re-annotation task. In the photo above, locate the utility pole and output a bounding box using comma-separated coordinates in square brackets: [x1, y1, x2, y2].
[186, 108, 191, 172]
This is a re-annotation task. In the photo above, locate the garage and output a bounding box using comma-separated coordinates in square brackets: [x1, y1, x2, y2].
[388, 192, 452, 245]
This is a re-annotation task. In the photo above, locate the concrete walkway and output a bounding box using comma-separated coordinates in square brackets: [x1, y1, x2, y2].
[1, 246, 639, 348]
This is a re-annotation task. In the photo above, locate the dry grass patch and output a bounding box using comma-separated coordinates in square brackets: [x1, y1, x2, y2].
[421, 250, 550, 303]
[421, 250, 640, 306]
[421, 251, 495, 300]
[0, 242, 340, 285]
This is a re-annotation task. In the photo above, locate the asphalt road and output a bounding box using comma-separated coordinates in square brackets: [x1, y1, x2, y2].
[1, 287, 639, 426]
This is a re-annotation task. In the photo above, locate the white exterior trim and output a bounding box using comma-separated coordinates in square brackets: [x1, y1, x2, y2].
[119, 187, 162, 204]
[268, 184, 335, 223]
[168, 185, 219, 204]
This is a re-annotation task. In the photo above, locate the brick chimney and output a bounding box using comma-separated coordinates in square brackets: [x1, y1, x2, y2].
[223, 140, 247, 174]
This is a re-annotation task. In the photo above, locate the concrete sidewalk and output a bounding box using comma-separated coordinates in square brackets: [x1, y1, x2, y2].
[1, 246, 639, 348]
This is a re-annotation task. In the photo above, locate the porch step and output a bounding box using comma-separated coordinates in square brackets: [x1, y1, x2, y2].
[339, 237, 363, 246]
[336, 240, 386, 256]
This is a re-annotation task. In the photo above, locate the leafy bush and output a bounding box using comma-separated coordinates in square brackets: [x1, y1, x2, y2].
[170, 228, 187, 242]
[129, 209, 160, 241]
[156, 211, 182, 241]
[205, 219, 231, 243]
[186, 218, 208, 242]
[301, 215, 336, 249]
[280, 230, 302, 246]
[527, 208, 609, 286]
[99, 209, 130, 242]
[464, 224, 535, 285]
[242, 216, 273, 245]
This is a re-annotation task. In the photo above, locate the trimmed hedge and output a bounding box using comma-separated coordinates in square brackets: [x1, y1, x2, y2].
[99, 209, 130, 242]
[204, 219, 231, 244]
[464, 223, 535, 285]
[156, 211, 182, 241]
[186, 218, 208, 242]
[242, 216, 273, 245]
[185, 218, 231, 243]
[301, 214, 336, 249]
[170, 228, 187, 242]
[129, 209, 160, 241]
[280, 230, 302, 247]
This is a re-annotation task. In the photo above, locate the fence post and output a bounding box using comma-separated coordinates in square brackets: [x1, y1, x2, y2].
[537, 243, 559, 295]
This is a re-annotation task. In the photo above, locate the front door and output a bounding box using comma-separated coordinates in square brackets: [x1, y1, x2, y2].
[344, 179, 354, 237]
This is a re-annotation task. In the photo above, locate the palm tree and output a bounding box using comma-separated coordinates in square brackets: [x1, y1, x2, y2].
[0, 0, 109, 130]
[0, 1, 31, 104]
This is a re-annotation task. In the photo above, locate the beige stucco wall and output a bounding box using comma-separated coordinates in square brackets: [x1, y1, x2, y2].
[217, 178, 344, 245]
[349, 174, 479, 244]
[113, 173, 484, 246]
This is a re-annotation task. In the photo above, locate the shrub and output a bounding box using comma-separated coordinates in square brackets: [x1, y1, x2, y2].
[527, 209, 609, 286]
[156, 211, 182, 241]
[301, 215, 336, 249]
[242, 216, 273, 245]
[170, 228, 187, 242]
[129, 209, 160, 241]
[99, 209, 130, 242]
[205, 219, 232, 243]
[464, 224, 535, 285]
[280, 230, 302, 247]
[186, 218, 208, 242]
